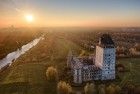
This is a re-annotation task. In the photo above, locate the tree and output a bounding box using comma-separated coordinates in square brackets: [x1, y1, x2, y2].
[106, 84, 115, 94]
[46, 66, 58, 81]
[134, 86, 140, 94]
[57, 81, 72, 94]
[115, 85, 121, 94]
[98, 84, 106, 94]
[126, 84, 135, 94]
[84, 83, 95, 94]
[116, 63, 125, 72]
[134, 43, 140, 51]
[106, 84, 121, 94]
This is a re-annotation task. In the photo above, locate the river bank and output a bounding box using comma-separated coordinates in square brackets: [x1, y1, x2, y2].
[0, 35, 44, 70]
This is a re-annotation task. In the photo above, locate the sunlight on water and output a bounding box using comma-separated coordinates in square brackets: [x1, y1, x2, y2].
[0, 36, 44, 69]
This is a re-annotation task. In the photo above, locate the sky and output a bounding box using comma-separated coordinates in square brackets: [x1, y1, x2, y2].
[0, 0, 140, 27]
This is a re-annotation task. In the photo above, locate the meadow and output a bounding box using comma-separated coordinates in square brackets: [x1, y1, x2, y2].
[0, 28, 140, 94]
[0, 31, 81, 94]
[117, 58, 140, 86]
[0, 28, 42, 59]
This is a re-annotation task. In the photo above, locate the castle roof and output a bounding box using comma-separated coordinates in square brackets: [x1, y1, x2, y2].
[99, 34, 115, 48]
[71, 56, 95, 69]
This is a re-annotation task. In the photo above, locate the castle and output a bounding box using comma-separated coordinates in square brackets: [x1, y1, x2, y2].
[67, 34, 116, 84]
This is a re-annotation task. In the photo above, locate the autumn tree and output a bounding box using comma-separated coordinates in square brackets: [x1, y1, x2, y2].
[115, 85, 121, 94]
[106, 84, 121, 94]
[125, 84, 135, 94]
[57, 81, 72, 94]
[84, 83, 95, 94]
[98, 84, 106, 94]
[46, 66, 58, 81]
[106, 84, 116, 94]
[134, 43, 140, 51]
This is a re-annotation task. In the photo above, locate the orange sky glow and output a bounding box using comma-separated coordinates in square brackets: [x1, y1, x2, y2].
[0, 0, 140, 28]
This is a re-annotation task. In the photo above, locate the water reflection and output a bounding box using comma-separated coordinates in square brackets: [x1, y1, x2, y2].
[0, 36, 44, 70]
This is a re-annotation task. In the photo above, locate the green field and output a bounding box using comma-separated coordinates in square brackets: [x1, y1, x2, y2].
[0, 32, 140, 94]
[0, 33, 82, 94]
[117, 58, 140, 86]
[0, 28, 41, 59]
[0, 63, 57, 94]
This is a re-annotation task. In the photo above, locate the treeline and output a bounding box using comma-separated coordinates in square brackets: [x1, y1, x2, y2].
[84, 82, 140, 94]
[116, 44, 140, 57]
[45, 66, 140, 94]
[63, 30, 140, 57]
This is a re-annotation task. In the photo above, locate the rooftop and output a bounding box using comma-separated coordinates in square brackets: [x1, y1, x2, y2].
[99, 34, 115, 47]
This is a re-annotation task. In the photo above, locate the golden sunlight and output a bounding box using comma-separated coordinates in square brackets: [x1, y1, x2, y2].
[25, 14, 34, 22]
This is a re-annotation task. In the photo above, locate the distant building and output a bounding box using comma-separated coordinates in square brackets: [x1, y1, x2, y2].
[67, 34, 116, 84]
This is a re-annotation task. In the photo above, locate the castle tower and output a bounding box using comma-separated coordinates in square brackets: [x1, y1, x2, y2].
[73, 59, 83, 84]
[67, 51, 83, 84]
[67, 50, 73, 67]
[95, 34, 116, 80]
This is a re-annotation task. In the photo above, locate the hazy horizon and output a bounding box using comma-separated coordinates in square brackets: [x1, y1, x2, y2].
[0, 0, 140, 27]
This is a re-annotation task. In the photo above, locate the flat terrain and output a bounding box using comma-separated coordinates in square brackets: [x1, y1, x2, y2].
[118, 58, 140, 86]
[0, 32, 82, 94]
[0, 28, 41, 59]
[0, 29, 140, 94]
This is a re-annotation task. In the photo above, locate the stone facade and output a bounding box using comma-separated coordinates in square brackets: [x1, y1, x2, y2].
[67, 34, 116, 84]
[95, 46, 116, 80]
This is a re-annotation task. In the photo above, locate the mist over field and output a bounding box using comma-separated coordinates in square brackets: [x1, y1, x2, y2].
[0, 27, 139, 94]
[0, 0, 140, 94]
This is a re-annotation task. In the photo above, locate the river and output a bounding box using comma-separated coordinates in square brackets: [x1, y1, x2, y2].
[0, 35, 44, 70]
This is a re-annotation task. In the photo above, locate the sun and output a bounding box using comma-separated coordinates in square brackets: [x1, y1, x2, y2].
[25, 14, 34, 22]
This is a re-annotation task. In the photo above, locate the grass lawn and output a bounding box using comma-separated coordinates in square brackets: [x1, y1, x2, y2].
[0, 29, 41, 59]
[0, 63, 57, 94]
[0, 32, 140, 94]
[117, 58, 140, 86]
[0, 33, 82, 94]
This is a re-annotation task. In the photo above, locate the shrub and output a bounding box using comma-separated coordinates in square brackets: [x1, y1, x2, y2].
[106, 84, 121, 94]
[57, 81, 72, 94]
[84, 83, 95, 94]
[98, 84, 106, 94]
[106, 84, 116, 94]
[46, 66, 58, 81]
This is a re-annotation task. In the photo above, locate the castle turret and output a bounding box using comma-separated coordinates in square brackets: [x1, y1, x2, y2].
[95, 34, 116, 80]
[67, 51, 73, 67]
